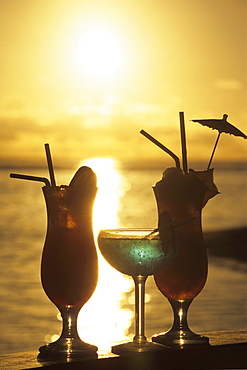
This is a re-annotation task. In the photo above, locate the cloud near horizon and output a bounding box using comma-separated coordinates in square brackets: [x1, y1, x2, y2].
[1, 103, 246, 168]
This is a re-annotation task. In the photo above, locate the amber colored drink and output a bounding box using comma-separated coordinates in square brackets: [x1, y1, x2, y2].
[153, 167, 218, 300]
[41, 185, 98, 307]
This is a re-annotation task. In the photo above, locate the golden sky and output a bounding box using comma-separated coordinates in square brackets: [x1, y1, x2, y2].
[0, 0, 246, 167]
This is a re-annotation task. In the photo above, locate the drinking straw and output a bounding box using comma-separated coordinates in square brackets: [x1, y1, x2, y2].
[147, 216, 196, 237]
[10, 173, 50, 186]
[140, 129, 181, 168]
[44, 143, 56, 186]
[179, 111, 188, 172]
[175, 216, 196, 228]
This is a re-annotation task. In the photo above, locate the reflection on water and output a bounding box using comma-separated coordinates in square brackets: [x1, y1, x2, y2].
[78, 258, 133, 350]
[82, 157, 130, 231]
[77, 157, 133, 350]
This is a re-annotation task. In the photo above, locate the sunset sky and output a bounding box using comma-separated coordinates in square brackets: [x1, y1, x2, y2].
[1, 0, 246, 168]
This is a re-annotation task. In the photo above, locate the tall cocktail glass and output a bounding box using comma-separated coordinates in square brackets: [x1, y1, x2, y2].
[152, 167, 218, 348]
[39, 170, 98, 358]
[98, 228, 175, 355]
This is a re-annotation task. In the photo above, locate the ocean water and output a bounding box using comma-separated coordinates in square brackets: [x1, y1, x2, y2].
[0, 163, 246, 355]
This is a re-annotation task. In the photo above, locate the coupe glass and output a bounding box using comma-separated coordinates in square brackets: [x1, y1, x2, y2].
[151, 168, 212, 348]
[97, 228, 174, 355]
[39, 185, 98, 359]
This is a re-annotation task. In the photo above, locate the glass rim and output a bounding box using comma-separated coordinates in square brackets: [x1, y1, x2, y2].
[98, 228, 159, 239]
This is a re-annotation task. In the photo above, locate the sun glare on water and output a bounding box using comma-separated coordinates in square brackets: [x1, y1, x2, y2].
[81, 157, 129, 232]
[75, 157, 133, 350]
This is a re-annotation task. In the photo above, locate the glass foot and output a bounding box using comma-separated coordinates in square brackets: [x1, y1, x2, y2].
[112, 340, 168, 355]
[152, 330, 209, 349]
[38, 338, 98, 359]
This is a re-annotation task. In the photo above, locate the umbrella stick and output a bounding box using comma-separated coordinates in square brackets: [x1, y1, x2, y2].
[207, 132, 221, 170]
[179, 111, 188, 172]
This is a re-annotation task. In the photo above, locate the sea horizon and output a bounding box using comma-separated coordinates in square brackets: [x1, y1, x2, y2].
[1, 158, 247, 171]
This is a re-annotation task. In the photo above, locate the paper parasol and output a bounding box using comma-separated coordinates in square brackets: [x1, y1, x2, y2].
[191, 114, 246, 169]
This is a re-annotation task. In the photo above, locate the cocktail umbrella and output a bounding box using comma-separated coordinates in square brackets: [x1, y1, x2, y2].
[191, 114, 247, 169]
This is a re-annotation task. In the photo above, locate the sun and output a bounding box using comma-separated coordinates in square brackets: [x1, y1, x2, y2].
[73, 26, 124, 81]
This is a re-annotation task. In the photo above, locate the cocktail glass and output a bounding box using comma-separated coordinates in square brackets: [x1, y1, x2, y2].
[39, 184, 98, 359]
[151, 168, 216, 348]
[97, 228, 174, 355]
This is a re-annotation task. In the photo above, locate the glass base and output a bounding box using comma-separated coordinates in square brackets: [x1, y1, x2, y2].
[38, 337, 98, 359]
[112, 340, 168, 355]
[152, 330, 210, 349]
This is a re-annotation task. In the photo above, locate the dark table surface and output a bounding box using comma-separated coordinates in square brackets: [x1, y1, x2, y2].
[1, 329, 246, 370]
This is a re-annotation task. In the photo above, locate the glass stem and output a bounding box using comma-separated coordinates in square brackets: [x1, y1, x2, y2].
[168, 298, 193, 333]
[58, 305, 81, 340]
[133, 275, 148, 344]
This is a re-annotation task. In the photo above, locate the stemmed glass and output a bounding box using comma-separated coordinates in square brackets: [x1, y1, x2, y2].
[151, 168, 212, 348]
[39, 183, 98, 359]
[152, 228, 209, 348]
[98, 228, 175, 355]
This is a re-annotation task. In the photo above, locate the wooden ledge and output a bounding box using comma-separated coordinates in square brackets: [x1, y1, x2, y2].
[0, 329, 246, 370]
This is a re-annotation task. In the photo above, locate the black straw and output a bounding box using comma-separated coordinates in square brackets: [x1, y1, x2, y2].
[10, 173, 50, 186]
[44, 143, 56, 186]
[140, 129, 181, 168]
